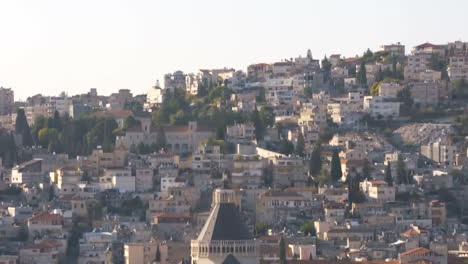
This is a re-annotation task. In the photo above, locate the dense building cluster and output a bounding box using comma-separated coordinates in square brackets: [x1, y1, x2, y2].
[1, 40, 468, 264]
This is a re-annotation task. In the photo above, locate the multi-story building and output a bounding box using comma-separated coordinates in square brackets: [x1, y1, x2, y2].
[381, 42, 406, 57]
[108, 89, 133, 111]
[408, 80, 447, 106]
[360, 179, 395, 203]
[27, 211, 64, 238]
[99, 167, 135, 193]
[160, 175, 185, 194]
[420, 140, 458, 165]
[264, 77, 294, 106]
[10, 159, 45, 185]
[116, 121, 214, 154]
[145, 81, 165, 109]
[363, 96, 400, 119]
[379, 82, 403, 99]
[448, 55, 468, 81]
[49, 167, 83, 195]
[25, 105, 49, 125]
[405, 51, 434, 81]
[48, 96, 69, 116]
[269, 156, 307, 188]
[256, 190, 310, 223]
[19, 241, 61, 264]
[78, 231, 114, 264]
[298, 105, 327, 128]
[226, 123, 256, 144]
[412, 42, 445, 56]
[231, 144, 265, 188]
[0, 87, 14, 115]
[417, 69, 442, 81]
[135, 167, 153, 192]
[124, 241, 159, 264]
[247, 63, 272, 82]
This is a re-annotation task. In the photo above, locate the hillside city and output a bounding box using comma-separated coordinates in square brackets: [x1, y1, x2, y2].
[1, 40, 468, 264]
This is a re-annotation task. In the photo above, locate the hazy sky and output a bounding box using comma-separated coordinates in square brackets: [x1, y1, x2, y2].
[1, 0, 467, 100]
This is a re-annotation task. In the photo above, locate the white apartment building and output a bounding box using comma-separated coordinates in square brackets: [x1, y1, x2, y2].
[100, 167, 135, 193]
[231, 144, 264, 188]
[160, 175, 186, 194]
[448, 55, 468, 82]
[363, 96, 400, 119]
[264, 77, 295, 106]
[405, 51, 433, 81]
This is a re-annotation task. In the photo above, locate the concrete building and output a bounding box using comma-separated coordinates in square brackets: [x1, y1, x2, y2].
[256, 190, 310, 223]
[363, 96, 400, 119]
[379, 82, 403, 99]
[0, 87, 14, 115]
[231, 144, 265, 188]
[360, 179, 395, 203]
[124, 240, 159, 264]
[108, 89, 133, 111]
[420, 140, 458, 165]
[381, 43, 405, 57]
[145, 81, 165, 109]
[10, 159, 45, 185]
[448, 55, 468, 82]
[409, 81, 447, 106]
[226, 123, 256, 144]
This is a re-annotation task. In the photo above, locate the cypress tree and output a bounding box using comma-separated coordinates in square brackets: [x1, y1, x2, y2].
[155, 244, 161, 262]
[309, 144, 322, 177]
[295, 132, 305, 157]
[15, 108, 33, 147]
[362, 159, 371, 180]
[357, 61, 367, 85]
[279, 237, 287, 264]
[155, 125, 167, 151]
[385, 163, 393, 186]
[330, 149, 343, 183]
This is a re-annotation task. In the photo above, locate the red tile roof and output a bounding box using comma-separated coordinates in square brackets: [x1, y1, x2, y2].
[400, 247, 431, 257]
[29, 212, 63, 223]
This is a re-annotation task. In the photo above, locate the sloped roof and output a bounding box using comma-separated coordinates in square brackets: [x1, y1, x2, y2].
[197, 203, 252, 241]
[222, 254, 241, 264]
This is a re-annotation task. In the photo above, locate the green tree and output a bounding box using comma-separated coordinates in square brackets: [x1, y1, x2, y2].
[321, 56, 332, 82]
[279, 237, 287, 264]
[255, 222, 272, 236]
[385, 163, 393, 186]
[396, 154, 409, 184]
[370, 82, 381, 95]
[279, 139, 294, 156]
[362, 159, 372, 180]
[295, 132, 305, 156]
[0, 131, 17, 168]
[309, 144, 322, 177]
[155, 125, 167, 151]
[155, 244, 161, 262]
[330, 149, 342, 183]
[300, 221, 316, 236]
[123, 116, 141, 130]
[15, 108, 33, 147]
[357, 61, 367, 86]
[251, 107, 264, 140]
